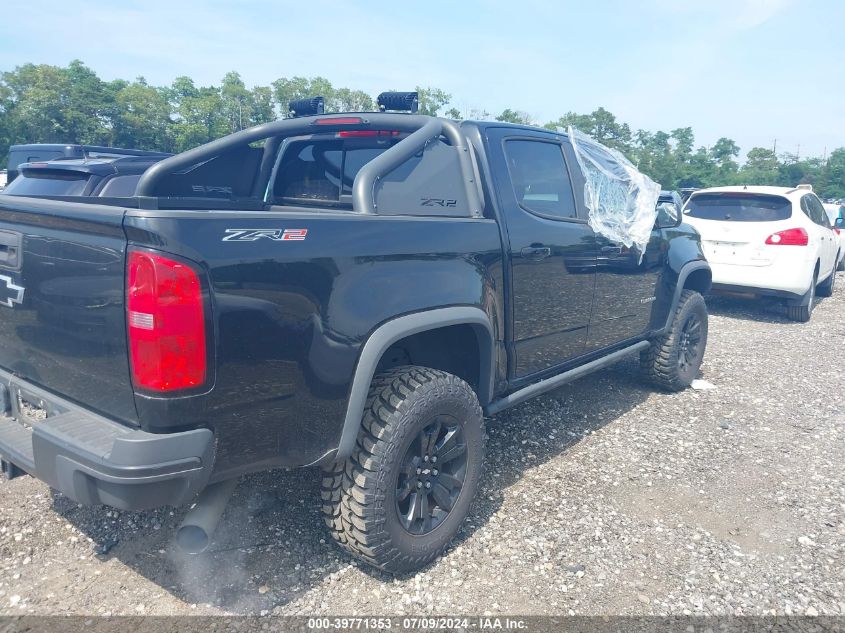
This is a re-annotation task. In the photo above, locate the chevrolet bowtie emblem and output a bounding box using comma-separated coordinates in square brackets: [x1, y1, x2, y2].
[0, 275, 25, 308]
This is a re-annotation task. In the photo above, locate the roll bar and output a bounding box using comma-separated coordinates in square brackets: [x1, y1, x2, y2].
[135, 114, 483, 218]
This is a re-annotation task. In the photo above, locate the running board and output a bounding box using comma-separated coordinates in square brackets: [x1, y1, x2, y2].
[484, 340, 651, 416]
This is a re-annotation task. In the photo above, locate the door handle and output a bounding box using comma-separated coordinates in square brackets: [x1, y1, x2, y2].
[600, 245, 623, 256]
[520, 246, 552, 261]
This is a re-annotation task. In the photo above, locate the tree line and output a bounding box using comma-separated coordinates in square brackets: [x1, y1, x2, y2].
[1, 60, 843, 198]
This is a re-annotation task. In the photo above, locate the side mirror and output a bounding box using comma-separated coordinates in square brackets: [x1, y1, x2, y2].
[655, 202, 682, 229]
[835, 217, 845, 230]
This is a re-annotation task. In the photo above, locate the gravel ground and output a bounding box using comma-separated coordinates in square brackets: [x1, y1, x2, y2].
[1, 273, 843, 617]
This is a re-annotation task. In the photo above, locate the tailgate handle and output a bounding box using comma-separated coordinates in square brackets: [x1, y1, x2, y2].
[0, 231, 21, 268]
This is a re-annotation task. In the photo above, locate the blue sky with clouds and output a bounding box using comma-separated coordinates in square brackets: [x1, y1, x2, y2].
[1, 0, 842, 158]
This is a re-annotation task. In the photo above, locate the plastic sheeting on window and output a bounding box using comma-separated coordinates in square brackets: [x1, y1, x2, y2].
[567, 127, 661, 257]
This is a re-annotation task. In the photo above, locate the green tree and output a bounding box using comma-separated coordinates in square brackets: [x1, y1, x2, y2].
[671, 127, 694, 163]
[682, 147, 715, 188]
[415, 86, 450, 116]
[2, 60, 116, 146]
[62, 60, 114, 144]
[272, 76, 335, 115]
[711, 137, 740, 179]
[332, 88, 374, 112]
[817, 148, 845, 198]
[444, 107, 463, 120]
[221, 71, 252, 133]
[249, 85, 276, 126]
[544, 111, 592, 133]
[738, 147, 779, 185]
[545, 108, 631, 153]
[1, 62, 843, 198]
[495, 109, 532, 125]
[166, 76, 227, 151]
[110, 77, 173, 151]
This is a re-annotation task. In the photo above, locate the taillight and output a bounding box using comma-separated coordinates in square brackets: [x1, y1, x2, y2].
[764, 228, 808, 246]
[127, 250, 206, 392]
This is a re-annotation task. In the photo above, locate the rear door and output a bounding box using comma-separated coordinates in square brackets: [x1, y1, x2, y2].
[0, 196, 137, 423]
[486, 127, 596, 378]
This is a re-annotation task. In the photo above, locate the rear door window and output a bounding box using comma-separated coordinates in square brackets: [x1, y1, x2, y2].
[2, 171, 91, 196]
[806, 195, 830, 227]
[685, 193, 792, 222]
[503, 139, 577, 220]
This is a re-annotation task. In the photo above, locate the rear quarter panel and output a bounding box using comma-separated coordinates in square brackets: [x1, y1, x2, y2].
[123, 210, 504, 477]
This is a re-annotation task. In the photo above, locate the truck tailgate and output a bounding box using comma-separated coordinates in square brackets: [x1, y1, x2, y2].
[0, 196, 137, 424]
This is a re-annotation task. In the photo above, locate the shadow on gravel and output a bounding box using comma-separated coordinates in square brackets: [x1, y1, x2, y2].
[704, 294, 818, 324]
[55, 356, 653, 612]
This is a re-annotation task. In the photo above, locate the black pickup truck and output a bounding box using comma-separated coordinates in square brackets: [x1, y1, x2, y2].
[0, 106, 711, 573]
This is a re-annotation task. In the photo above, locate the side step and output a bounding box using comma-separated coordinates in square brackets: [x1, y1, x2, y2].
[484, 340, 650, 416]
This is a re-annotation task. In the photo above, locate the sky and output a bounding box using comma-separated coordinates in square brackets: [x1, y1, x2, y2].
[1, 0, 843, 159]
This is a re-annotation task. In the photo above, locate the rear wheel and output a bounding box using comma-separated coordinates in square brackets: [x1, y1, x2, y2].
[321, 366, 484, 574]
[786, 273, 816, 322]
[640, 289, 708, 392]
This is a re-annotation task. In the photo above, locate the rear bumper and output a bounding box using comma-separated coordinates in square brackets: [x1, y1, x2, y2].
[0, 369, 214, 510]
[710, 282, 803, 301]
[708, 259, 812, 299]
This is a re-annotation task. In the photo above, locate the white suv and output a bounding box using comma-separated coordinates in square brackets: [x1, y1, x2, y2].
[683, 186, 840, 322]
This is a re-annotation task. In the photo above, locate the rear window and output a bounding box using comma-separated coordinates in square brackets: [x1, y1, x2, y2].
[270, 138, 421, 208]
[685, 193, 792, 222]
[2, 171, 90, 196]
[98, 174, 141, 197]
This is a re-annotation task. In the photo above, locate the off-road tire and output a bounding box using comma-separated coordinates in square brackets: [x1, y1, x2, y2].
[321, 366, 484, 574]
[817, 268, 836, 297]
[640, 289, 708, 392]
[786, 273, 816, 322]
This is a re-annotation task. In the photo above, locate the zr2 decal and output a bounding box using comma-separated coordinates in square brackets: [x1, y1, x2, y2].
[222, 228, 308, 242]
[420, 198, 457, 208]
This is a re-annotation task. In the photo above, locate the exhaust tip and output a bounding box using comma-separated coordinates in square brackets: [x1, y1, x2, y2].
[175, 525, 210, 554]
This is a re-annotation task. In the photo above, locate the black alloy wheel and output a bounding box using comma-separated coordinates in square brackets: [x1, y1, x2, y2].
[677, 313, 704, 374]
[395, 415, 467, 536]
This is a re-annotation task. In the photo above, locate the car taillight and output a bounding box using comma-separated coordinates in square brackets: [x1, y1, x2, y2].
[127, 250, 206, 392]
[764, 228, 808, 246]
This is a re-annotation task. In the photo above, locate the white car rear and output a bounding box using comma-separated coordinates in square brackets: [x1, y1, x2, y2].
[683, 186, 839, 321]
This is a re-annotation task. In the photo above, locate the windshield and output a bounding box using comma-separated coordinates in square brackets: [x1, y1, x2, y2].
[2, 171, 91, 196]
[685, 193, 792, 222]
